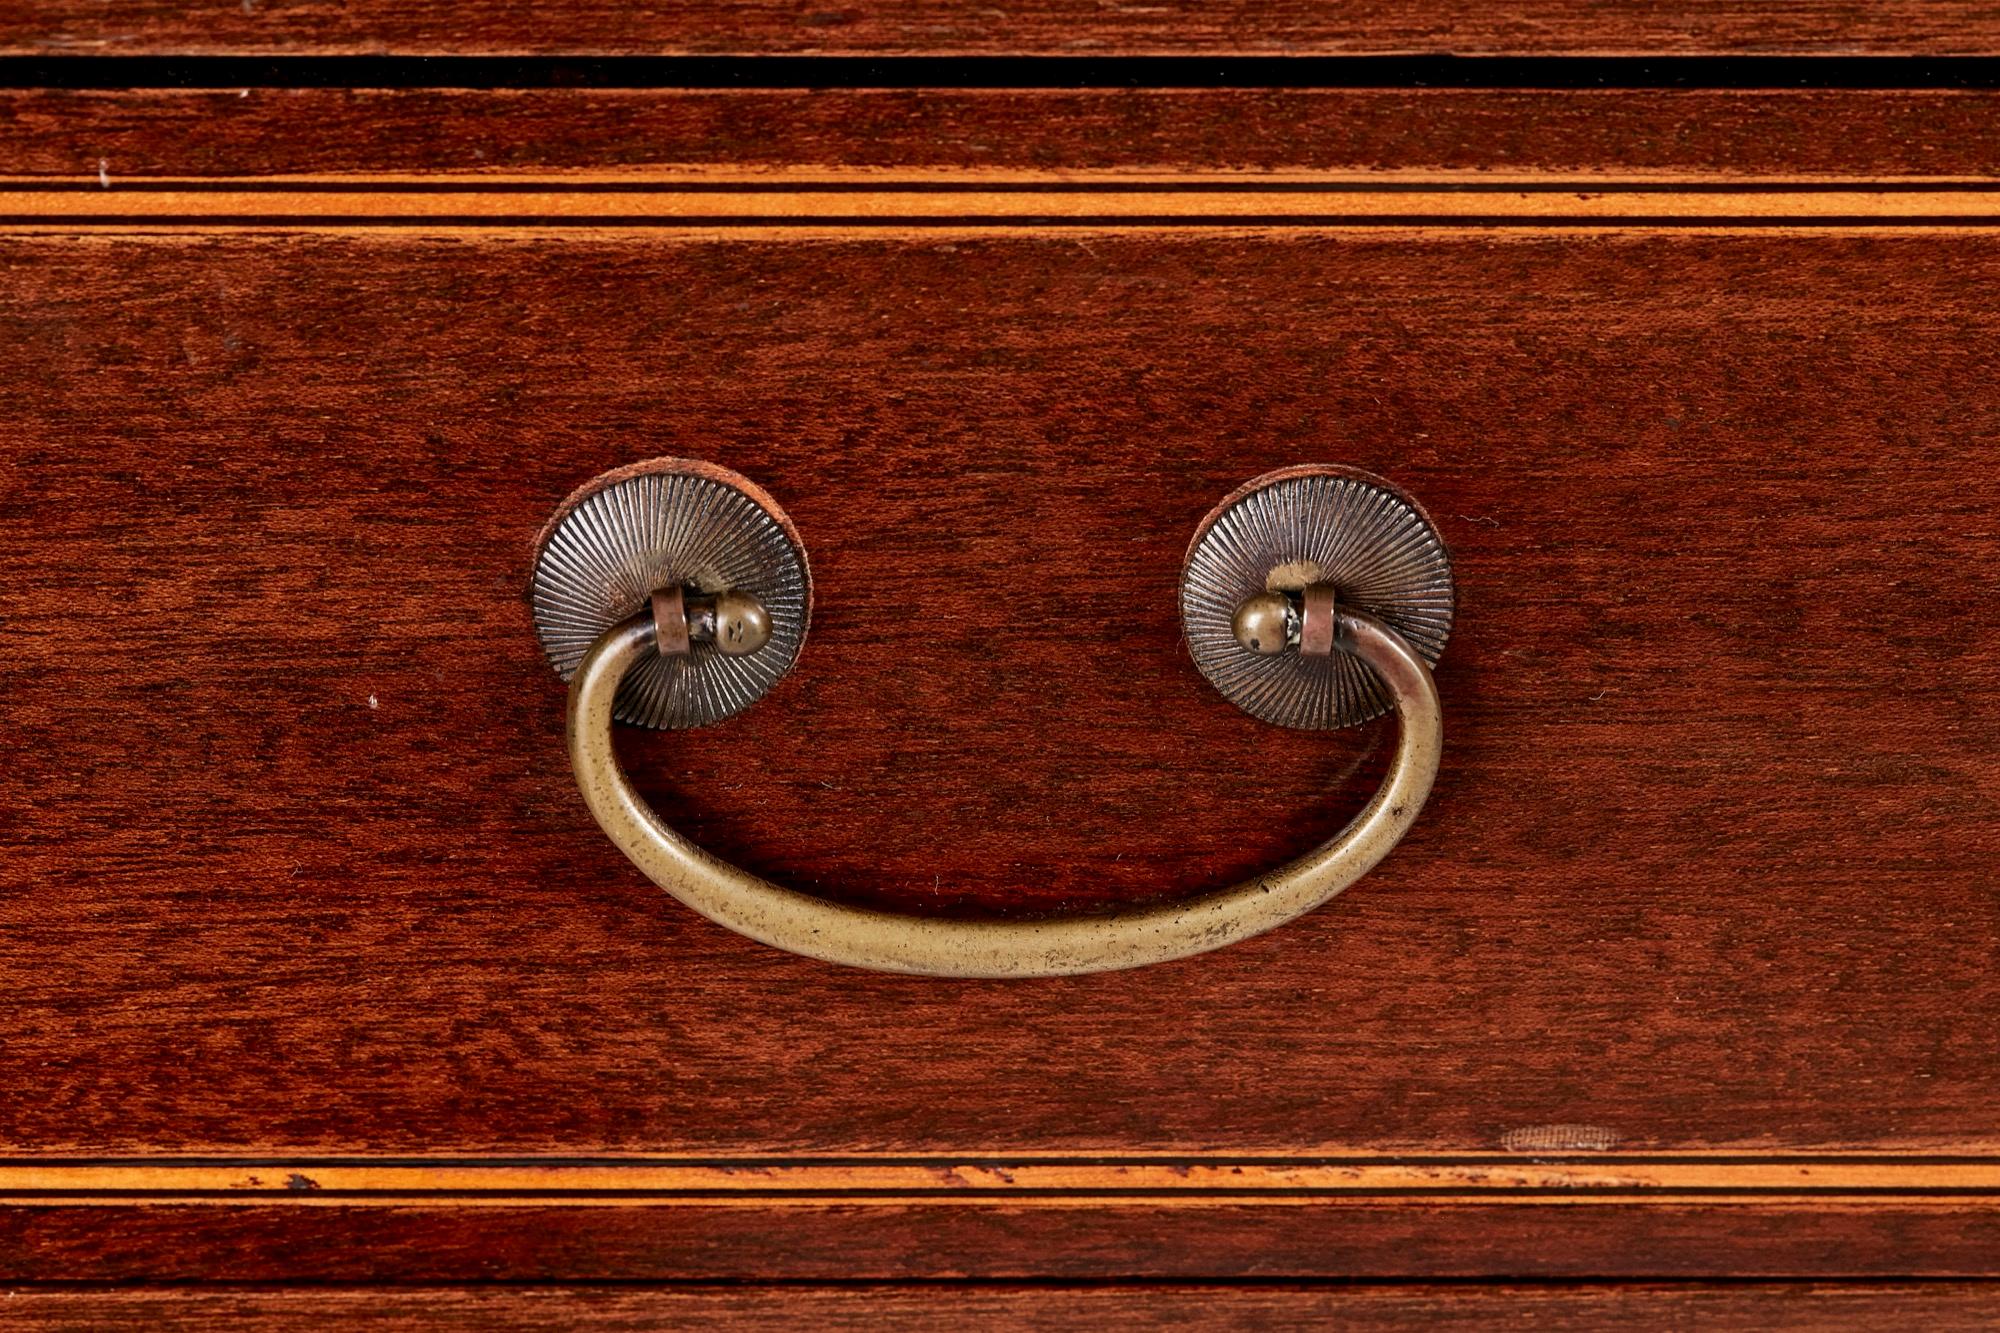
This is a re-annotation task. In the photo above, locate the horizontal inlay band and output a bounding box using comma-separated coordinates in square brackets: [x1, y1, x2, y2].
[2, 1157, 1999, 1206]
[1, 176, 1997, 230]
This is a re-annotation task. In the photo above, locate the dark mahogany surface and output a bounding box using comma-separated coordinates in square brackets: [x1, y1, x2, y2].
[8, 89, 2000, 179]
[2, 229, 1997, 1158]
[6, 0, 2000, 56]
[9, 1283, 2000, 1328]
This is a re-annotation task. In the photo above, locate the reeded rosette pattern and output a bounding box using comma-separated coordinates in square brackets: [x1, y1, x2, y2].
[1181, 467, 1453, 730]
[531, 460, 810, 729]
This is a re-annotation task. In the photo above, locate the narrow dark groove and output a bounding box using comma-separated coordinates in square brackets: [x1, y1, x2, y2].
[0, 55, 1998, 90]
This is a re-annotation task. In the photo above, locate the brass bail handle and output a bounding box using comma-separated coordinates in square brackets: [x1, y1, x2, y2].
[566, 605, 1440, 978]
[532, 459, 1454, 978]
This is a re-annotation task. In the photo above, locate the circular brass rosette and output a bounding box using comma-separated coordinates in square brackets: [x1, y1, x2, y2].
[528, 458, 811, 730]
[1180, 465, 1455, 730]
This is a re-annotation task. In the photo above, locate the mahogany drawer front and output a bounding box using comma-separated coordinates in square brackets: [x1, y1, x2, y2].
[7, 0, 2000, 55]
[1, 87, 1998, 1284]
[11, 1285, 2000, 1329]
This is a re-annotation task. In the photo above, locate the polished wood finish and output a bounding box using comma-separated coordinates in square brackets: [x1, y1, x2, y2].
[7, 1195, 2000, 1280]
[4, 1154, 1999, 1280]
[7, 89, 2000, 180]
[7, 1285, 2000, 1329]
[7, 0, 2000, 56]
[3, 81, 1998, 1292]
[5, 1284, 1998, 1329]
[5, 218, 1999, 1143]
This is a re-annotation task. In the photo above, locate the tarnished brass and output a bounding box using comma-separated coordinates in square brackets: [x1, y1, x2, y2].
[650, 584, 773, 659]
[705, 589, 773, 657]
[1182, 465, 1455, 730]
[1299, 583, 1339, 657]
[565, 604, 1441, 978]
[650, 586, 691, 657]
[528, 457, 809, 731]
[544, 458, 1452, 976]
[1234, 584, 1340, 658]
[1230, 591, 1296, 656]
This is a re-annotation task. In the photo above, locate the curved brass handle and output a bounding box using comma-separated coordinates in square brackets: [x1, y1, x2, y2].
[566, 607, 1441, 978]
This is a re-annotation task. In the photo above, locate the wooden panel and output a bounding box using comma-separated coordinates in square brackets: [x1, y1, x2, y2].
[12, 89, 2000, 182]
[2, 217, 1998, 1159]
[6, 1284, 2000, 1328]
[7, 1, 2000, 56]
[5, 1199, 2000, 1280]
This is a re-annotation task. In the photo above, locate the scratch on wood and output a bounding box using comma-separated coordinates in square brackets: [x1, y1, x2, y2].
[1502, 1124, 1622, 1153]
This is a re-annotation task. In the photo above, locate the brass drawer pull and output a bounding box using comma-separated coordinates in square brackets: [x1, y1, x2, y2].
[533, 460, 1453, 978]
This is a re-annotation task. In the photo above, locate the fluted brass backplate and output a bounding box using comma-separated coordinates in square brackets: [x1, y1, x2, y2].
[528, 457, 810, 729]
[1180, 465, 1454, 730]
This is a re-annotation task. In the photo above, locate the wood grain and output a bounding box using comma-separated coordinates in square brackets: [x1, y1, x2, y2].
[5, 1200, 2000, 1279]
[7, 0, 2000, 56]
[6, 82, 2000, 1288]
[6, 1284, 2000, 1329]
[9, 89, 2000, 181]
[2, 224, 1998, 1169]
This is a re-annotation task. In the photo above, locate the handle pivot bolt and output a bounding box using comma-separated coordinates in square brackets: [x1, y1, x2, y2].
[1232, 584, 1339, 657]
[653, 585, 773, 658]
[707, 589, 773, 657]
[1232, 591, 1297, 655]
